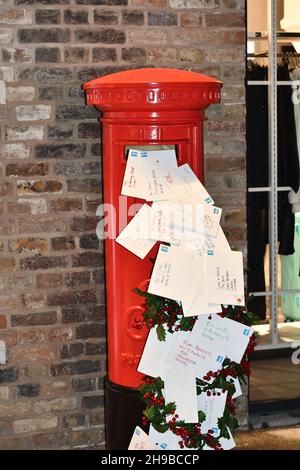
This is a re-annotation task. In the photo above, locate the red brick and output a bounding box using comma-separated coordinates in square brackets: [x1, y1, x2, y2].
[19, 217, 67, 234]
[0, 294, 17, 312]
[6, 201, 32, 215]
[6, 163, 49, 177]
[61, 305, 104, 324]
[36, 273, 63, 288]
[9, 238, 48, 254]
[19, 329, 47, 345]
[205, 12, 245, 28]
[51, 236, 75, 251]
[85, 198, 102, 212]
[47, 289, 97, 307]
[42, 381, 69, 397]
[0, 219, 17, 237]
[22, 293, 44, 310]
[72, 252, 102, 268]
[0, 182, 14, 197]
[70, 216, 98, 232]
[47, 327, 73, 342]
[75, 323, 105, 340]
[65, 271, 90, 287]
[10, 345, 58, 363]
[0, 331, 17, 347]
[20, 255, 68, 271]
[0, 257, 16, 272]
[0, 315, 7, 329]
[17, 180, 63, 194]
[11, 311, 57, 327]
[50, 198, 83, 212]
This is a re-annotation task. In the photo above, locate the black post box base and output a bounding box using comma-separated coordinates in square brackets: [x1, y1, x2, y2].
[105, 377, 147, 450]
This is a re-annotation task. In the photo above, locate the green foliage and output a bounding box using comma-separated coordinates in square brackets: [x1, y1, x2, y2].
[165, 402, 176, 414]
[135, 289, 255, 451]
[198, 410, 206, 423]
[156, 323, 166, 342]
[144, 406, 156, 421]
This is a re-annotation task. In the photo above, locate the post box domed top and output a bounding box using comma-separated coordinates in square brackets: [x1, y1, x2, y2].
[83, 68, 222, 112]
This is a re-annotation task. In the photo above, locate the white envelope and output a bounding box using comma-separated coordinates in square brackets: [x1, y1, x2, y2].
[206, 250, 245, 306]
[149, 426, 184, 451]
[183, 290, 222, 318]
[149, 244, 211, 315]
[128, 426, 158, 450]
[203, 427, 236, 451]
[143, 149, 178, 201]
[150, 202, 181, 245]
[166, 164, 214, 205]
[217, 428, 236, 450]
[165, 330, 224, 380]
[202, 376, 242, 400]
[116, 203, 156, 259]
[138, 328, 190, 379]
[197, 389, 228, 435]
[163, 366, 198, 424]
[180, 256, 222, 317]
[211, 227, 231, 255]
[170, 204, 222, 239]
[176, 226, 231, 257]
[150, 199, 221, 244]
[121, 149, 145, 199]
[177, 226, 231, 258]
[189, 314, 253, 364]
[148, 244, 193, 302]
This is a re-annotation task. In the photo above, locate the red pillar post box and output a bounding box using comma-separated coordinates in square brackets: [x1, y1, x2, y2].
[83, 68, 222, 449]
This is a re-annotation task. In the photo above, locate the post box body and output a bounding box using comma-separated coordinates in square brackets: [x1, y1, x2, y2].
[83, 68, 222, 389]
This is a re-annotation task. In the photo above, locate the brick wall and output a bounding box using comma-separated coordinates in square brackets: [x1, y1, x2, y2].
[0, 0, 246, 450]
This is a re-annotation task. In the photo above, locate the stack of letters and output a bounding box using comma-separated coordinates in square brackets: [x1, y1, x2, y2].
[116, 149, 253, 451]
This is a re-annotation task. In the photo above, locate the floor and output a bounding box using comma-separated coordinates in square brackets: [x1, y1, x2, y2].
[253, 322, 300, 346]
[236, 426, 300, 450]
[250, 356, 300, 402]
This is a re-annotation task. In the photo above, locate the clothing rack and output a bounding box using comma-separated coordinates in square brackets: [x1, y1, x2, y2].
[247, 52, 300, 70]
[248, 31, 300, 40]
[248, 52, 300, 58]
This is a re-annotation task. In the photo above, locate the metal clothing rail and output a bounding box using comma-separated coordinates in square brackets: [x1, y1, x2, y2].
[246, 1, 300, 350]
[268, 0, 278, 348]
[248, 53, 300, 57]
[247, 81, 300, 85]
[248, 31, 300, 39]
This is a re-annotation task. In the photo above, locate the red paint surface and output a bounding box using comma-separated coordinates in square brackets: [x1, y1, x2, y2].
[83, 68, 222, 388]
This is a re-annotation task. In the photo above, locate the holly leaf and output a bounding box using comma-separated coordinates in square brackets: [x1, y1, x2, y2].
[217, 418, 230, 439]
[198, 410, 206, 423]
[152, 422, 169, 433]
[225, 414, 239, 431]
[222, 358, 231, 367]
[139, 383, 155, 394]
[156, 324, 166, 342]
[133, 288, 147, 297]
[179, 317, 195, 331]
[154, 377, 165, 390]
[165, 402, 176, 414]
[143, 406, 156, 421]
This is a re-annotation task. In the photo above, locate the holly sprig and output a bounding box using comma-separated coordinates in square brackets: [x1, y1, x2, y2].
[134, 288, 196, 340]
[135, 288, 256, 450]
